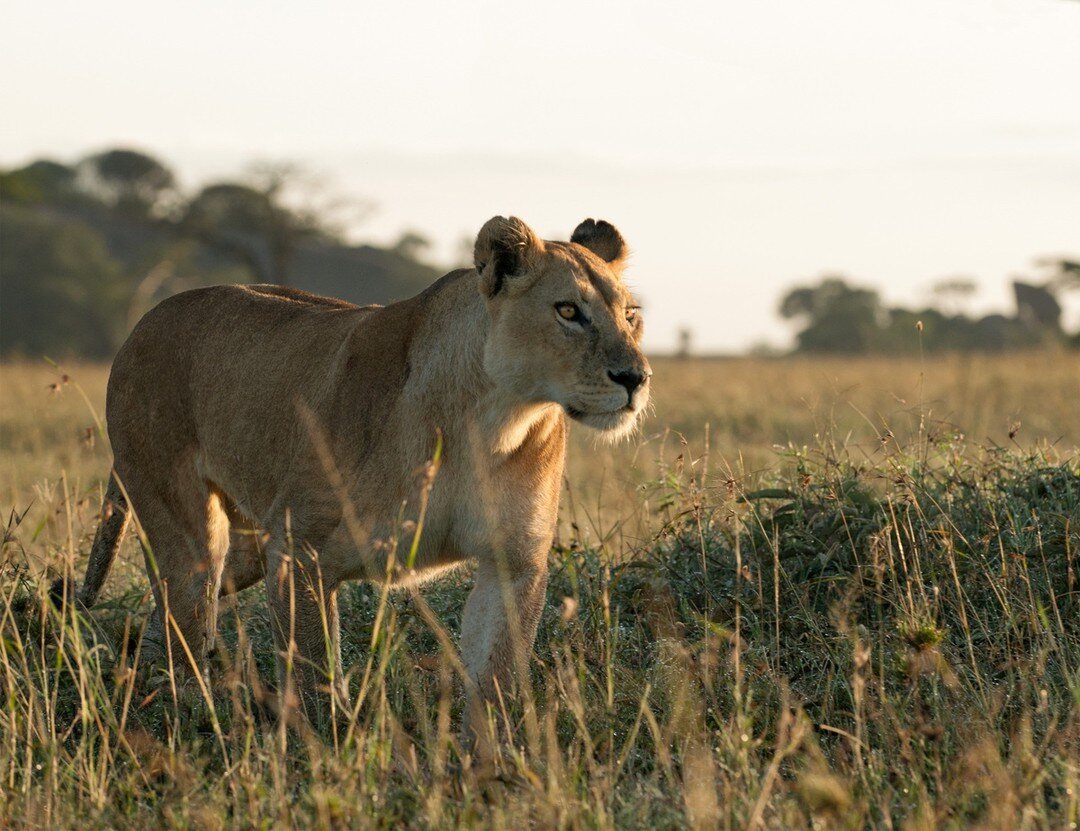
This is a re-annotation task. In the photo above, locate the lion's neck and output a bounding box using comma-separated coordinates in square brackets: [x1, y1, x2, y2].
[408, 270, 566, 459]
[478, 394, 562, 457]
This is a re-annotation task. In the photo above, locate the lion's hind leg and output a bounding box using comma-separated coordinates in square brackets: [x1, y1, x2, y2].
[130, 474, 231, 676]
[263, 539, 346, 730]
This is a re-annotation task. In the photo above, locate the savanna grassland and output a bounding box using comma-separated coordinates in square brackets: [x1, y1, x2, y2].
[2, 352, 1079, 830]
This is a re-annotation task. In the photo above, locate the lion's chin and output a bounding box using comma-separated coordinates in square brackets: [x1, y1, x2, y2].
[565, 406, 642, 440]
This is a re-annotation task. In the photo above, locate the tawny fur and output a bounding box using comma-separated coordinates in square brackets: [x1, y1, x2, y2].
[74, 215, 651, 740]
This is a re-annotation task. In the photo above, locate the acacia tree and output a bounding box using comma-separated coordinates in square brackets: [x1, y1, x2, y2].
[931, 276, 978, 317]
[1038, 257, 1080, 292]
[180, 163, 359, 285]
[80, 149, 177, 217]
[779, 276, 884, 353]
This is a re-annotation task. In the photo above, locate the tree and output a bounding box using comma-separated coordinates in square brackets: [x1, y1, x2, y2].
[930, 276, 977, 316]
[779, 276, 884, 353]
[181, 182, 279, 282]
[1012, 281, 1062, 331]
[1037, 257, 1080, 292]
[0, 160, 78, 204]
[392, 230, 432, 262]
[180, 163, 351, 285]
[80, 149, 177, 217]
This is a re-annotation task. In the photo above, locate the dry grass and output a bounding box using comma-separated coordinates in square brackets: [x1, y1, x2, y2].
[1, 353, 1079, 829]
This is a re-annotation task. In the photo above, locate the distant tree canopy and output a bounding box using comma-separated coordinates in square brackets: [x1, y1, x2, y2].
[0, 148, 441, 359]
[181, 181, 307, 284]
[0, 205, 128, 357]
[180, 164, 344, 285]
[1040, 257, 1080, 292]
[0, 160, 80, 205]
[5, 147, 1075, 361]
[779, 277, 884, 353]
[780, 273, 1076, 355]
[80, 149, 177, 217]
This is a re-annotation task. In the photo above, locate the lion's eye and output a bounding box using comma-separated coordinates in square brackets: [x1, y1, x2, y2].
[626, 306, 640, 323]
[555, 303, 581, 322]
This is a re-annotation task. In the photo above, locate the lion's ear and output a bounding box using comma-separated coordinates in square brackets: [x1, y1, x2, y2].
[474, 216, 544, 296]
[570, 219, 628, 268]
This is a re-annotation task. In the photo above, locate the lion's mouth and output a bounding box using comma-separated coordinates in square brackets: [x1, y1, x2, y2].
[564, 404, 642, 434]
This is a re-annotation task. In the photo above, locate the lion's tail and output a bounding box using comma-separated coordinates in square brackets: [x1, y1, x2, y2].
[50, 474, 130, 609]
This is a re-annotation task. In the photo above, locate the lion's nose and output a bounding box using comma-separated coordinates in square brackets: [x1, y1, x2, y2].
[608, 368, 648, 397]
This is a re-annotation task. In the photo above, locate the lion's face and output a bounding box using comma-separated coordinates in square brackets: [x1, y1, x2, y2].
[475, 217, 651, 438]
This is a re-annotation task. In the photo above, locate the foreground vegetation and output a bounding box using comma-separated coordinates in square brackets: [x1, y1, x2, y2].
[2, 354, 1078, 829]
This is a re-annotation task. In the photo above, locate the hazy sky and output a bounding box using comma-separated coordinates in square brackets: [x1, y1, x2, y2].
[4, 0, 1079, 351]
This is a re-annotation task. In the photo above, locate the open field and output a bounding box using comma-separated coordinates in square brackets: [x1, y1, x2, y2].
[2, 353, 1079, 829]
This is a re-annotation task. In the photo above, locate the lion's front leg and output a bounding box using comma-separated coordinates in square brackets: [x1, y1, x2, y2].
[460, 553, 548, 757]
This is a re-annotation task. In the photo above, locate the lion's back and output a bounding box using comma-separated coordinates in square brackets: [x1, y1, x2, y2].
[105, 284, 375, 487]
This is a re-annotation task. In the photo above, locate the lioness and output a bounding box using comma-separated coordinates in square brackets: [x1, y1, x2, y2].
[63, 216, 650, 740]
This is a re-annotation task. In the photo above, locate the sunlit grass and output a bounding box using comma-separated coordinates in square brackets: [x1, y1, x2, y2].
[1, 354, 1078, 828]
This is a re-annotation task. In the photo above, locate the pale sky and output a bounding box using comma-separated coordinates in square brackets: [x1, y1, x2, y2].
[4, 0, 1079, 351]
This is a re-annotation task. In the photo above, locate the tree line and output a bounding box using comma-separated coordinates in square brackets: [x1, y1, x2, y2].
[2, 147, 1076, 359]
[1, 149, 441, 358]
[776, 265, 1078, 355]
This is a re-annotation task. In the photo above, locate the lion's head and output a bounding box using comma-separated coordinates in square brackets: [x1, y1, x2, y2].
[474, 216, 651, 439]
